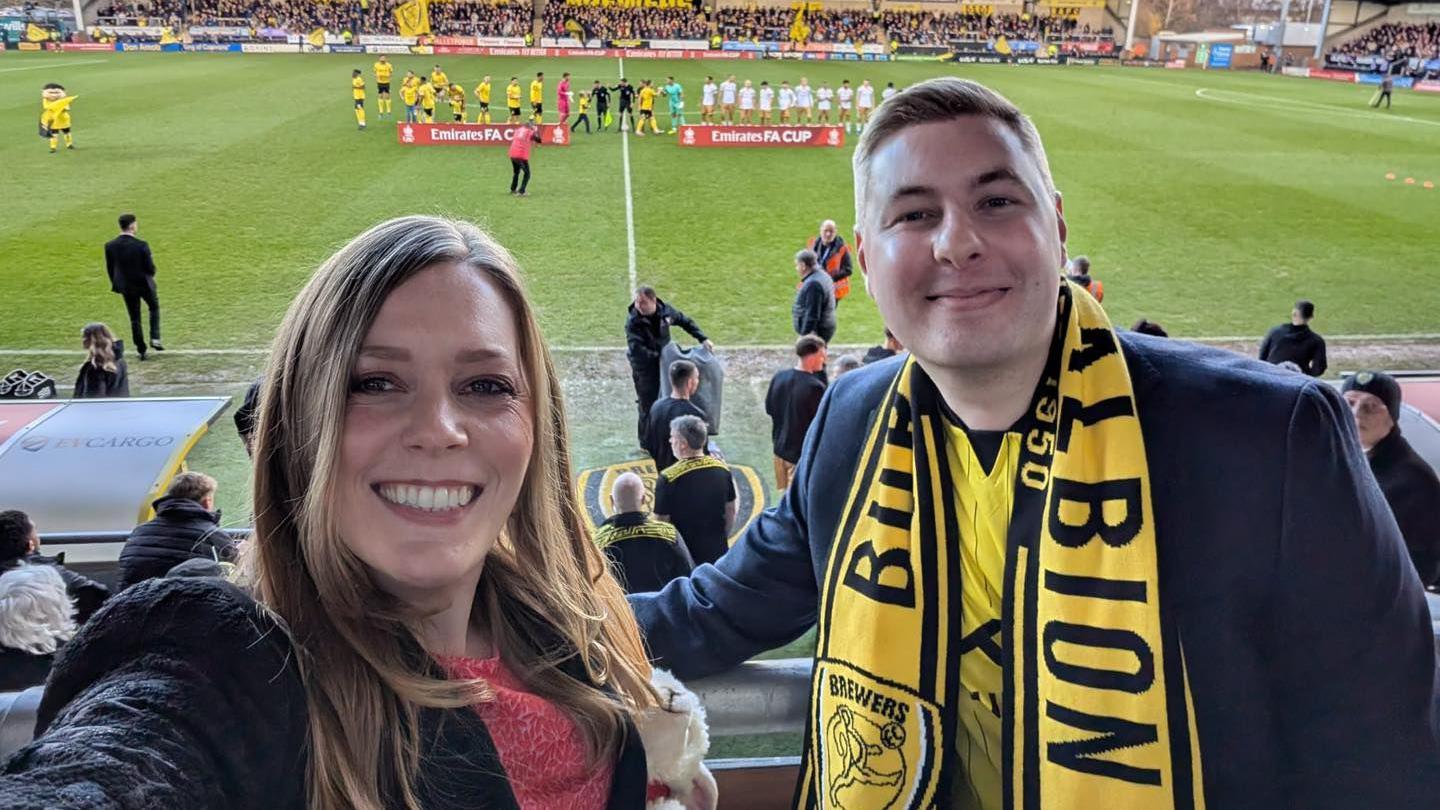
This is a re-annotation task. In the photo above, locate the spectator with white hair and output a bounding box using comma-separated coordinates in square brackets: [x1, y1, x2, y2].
[806, 219, 855, 303]
[593, 472, 695, 594]
[0, 564, 76, 690]
[0, 510, 109, 624]
[654, 415, 737, 567]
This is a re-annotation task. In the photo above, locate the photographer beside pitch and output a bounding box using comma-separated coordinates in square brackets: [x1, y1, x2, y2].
[631, 77, 1440, 808]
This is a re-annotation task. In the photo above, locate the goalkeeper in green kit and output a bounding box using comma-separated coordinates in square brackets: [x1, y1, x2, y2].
[662, 76, 686, 135]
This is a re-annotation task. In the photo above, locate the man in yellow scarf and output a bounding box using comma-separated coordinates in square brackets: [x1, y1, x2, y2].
[632, 77, 1440, 809]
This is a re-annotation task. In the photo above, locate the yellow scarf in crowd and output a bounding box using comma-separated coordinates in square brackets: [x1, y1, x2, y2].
[798, 283, 1206, 810]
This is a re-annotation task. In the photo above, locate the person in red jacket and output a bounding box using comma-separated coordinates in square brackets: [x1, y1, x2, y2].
[507, 123, 541, 196]
[806, 219, 853, 302]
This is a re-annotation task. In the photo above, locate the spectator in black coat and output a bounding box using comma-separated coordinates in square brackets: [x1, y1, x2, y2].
[792, 249, 836, 343]
[118, 472, 237, 591]
[644, 359, 706, 473]
[0, 510, 109, 624]
[863, 328, 904, 364]
[103, 213, 163, 361]
[766, 335, 828, 490]
[1343, 371, 1440, 587]
[625, 285, 713, 445]
[72, 323, 130, 399]
[0, 564, 77, 691]
[1259, 298, 1327, 377]
[594, 472, 695, 594]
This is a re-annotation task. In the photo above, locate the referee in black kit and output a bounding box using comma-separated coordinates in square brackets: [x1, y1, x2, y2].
[611, 78, 636, 132]
[591, 80, 611, 132]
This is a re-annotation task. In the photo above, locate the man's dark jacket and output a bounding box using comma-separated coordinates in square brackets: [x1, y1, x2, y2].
[792, 269, 836, 343]
[597, 511, 695, 594]
[1367, 427, 1440, 587]
[117, 496, 238, 590]
[632, 335, 1440, 807]
[625, 298, 708, 372]
[103, 233, 157, 296]
[0, 577, 649, 809]
[1259, 322, 1328, 377]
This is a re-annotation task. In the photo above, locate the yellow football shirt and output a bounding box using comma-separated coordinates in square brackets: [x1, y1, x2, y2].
[529, 79, 543, 104]
[351, 76, 365, 100]
[638, 86, 657, 111]
[373, 61, 392, 83]
[400, 82, 418, 106]
[418, 83, 437, 108]
[476, 81, 491, 104]
[431, 70, 448, 88]
[448, 85, 466, 106]
[942, 422, 1016, 810]
[506, 83, 522, 106]
[578, 95, 590, 113]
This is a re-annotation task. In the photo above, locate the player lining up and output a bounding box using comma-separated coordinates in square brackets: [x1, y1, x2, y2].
[661, 75, 685, 134]
[635, 79, 660, 136]
[373, 55, 392, 119]
[737, 79, 755, 124]
[701, 75, 717, 125]
[506, 76, 522, 123]
[530, 71, 545, 124]
[474, 75, 492, 124]
[351, 70, 366, 131]
[401, 71, 420, 122]
[719, 74, 737, 124]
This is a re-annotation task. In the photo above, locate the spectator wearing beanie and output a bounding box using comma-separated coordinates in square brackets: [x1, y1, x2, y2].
[1342, 371, 1440, 587]
[1259, 299, 1328, 377]
[118, 472, 237, 590]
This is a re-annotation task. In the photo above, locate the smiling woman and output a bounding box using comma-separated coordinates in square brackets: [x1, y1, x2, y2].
[0, 217, 688, 810]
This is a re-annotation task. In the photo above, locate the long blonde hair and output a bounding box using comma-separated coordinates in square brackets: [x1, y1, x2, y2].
[81, 323, 118, 374]
[248, 216, 655, 810]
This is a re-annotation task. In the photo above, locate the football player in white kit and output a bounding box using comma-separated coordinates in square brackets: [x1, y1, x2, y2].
[701, 75, 718, 124]
[720, 74, 738, 123]
[795, 77, 813, 123]
[815, 80, 834, 123]
[836, 79, 854, 131]
[737, 78, 755, 124]
[778, 80, 795, 124]
[856, 79, 875, 130]
[881, 81, 898, 103]
[757, 80, 774, 125]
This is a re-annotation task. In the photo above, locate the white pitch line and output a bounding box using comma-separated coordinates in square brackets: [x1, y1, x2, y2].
[5, 334, 1440, 357]
[0, 59, 109, 73]
[1194, 87, 1440, 128]
[618, 56, 638, 298]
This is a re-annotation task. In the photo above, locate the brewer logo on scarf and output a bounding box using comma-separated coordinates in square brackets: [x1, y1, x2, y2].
[798, 283, 1205, 810]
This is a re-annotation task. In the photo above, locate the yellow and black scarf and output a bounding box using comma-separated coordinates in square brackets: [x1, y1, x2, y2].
[798, 284, 1205, 810]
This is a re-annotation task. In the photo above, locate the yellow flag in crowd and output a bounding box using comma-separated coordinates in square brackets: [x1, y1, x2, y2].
[393, 0, 431, 37]
[308, 27, 327, 48]
[159, 26, 180, 44]
[25, 23, 48, 42]
[788, 7, 809, 43]
[994, 34, 1012, 55]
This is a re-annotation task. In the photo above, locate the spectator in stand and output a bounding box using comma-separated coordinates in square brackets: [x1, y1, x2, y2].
[645, 360, 706, 474]
[117, 472, 238, 591]
[792, 248, 837, 344]
[0, 564, 77, 691]
[863, 328, 904, 364]
[765, 335, 828, 490]
[717, 6, 876, 44]
[543, 2, 709, 41]
[1328, 21, 1440, 73]
[832, 354, 863, 379]
[0, 510, 109, 624]
[654, 415, 736, 567]
[594, 472, 695, 594]
[1342, 371, 1440, 588]
[1259, 298, 1327, 377]
[806, 219, 854, 303]
[73, 322, 131, 398]
[625, 285, 712, 446]
[105, 212, 163, 360]
[1065, 255, 1102, 302]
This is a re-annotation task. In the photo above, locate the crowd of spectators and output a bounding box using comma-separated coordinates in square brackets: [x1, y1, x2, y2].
[96, 0, 529, 37]
[715, 6, 876, 44]
[878, 9, 1110, 46]
[541, 3, 707, 41]
[1328, 21, 1440, 74]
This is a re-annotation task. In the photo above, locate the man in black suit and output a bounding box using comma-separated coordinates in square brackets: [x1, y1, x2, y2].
[104, 213, 163, 361]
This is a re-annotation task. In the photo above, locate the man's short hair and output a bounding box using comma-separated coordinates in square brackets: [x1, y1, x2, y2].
[118, 213, 136, 231]
[833, 354, 863, 377]
[0, 510, 34, 565]
[668, 359, 698, 389]
[1131, 319, 1169, 338]
[795, 249, 819, 269]
[1295, 299, 1315, 321]
[795, 334, 827, 358]
[853, 77, 1055, 229]
[611, 471, 647, 513]
[1069, 256, 1091, 275]
[166, 472, 217, 504]
[636, 285, 657, 300]
[670, 414, 708, 452]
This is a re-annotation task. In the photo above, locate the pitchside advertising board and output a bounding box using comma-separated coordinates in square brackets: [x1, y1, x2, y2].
[677, 125, 844, 148]
[397, 122, 572, 146]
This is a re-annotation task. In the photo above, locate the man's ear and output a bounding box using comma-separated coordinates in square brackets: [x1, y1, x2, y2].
[1054, 191, 1068, 269]
[854, 226, 871, 297]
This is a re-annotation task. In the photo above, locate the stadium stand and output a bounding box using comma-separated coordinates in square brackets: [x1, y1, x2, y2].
[714, 6, 877, 45]
[1327, 20, 1440, 77]
[541, 0, 709, 41]
[96, 0, 531, 38]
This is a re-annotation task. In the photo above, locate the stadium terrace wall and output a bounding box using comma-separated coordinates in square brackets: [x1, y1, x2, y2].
[1283, 65, 1440, 93]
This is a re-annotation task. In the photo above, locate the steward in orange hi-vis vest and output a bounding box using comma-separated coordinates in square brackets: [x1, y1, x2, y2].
[807, 221, 853, 302]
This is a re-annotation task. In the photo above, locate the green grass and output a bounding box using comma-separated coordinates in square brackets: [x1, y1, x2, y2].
[4, 48, 1437, 761]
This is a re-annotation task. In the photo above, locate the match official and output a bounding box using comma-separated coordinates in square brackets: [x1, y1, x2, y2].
[625, 286, 712, 446]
